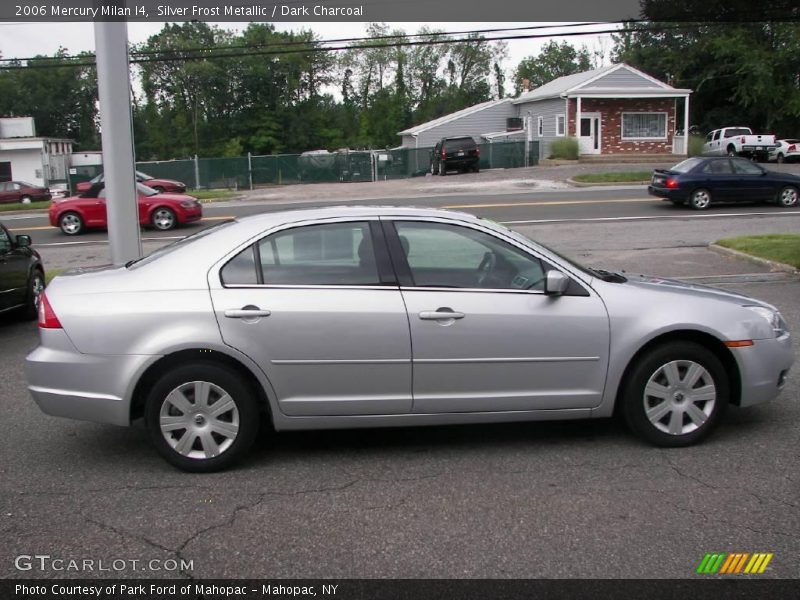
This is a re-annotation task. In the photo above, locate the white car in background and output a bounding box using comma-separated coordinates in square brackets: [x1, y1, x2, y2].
[769, 139, 800, 163]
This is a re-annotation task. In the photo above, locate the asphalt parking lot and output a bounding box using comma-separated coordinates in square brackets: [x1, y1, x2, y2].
[1, 197, 798, 580]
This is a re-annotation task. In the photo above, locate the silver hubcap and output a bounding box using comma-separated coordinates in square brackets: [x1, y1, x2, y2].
[692, 191, 710, 208]
[31, 275, 44, 311]
[159, 381, 239, 459]
[780, 187, 798, 206]
[643, 360, 716, 435]
[61, 214, 81, 234]
[153, 209, 175, 230]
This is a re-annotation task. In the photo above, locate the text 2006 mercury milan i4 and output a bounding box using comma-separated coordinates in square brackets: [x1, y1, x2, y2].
[25, 207, 794, 472]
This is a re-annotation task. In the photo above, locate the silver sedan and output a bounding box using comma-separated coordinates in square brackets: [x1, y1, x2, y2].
[26, 207, 794, 471]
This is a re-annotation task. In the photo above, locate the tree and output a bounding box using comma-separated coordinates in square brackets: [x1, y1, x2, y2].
[513, 41, 593, 95]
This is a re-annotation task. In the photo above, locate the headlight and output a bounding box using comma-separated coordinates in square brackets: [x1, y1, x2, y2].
[744, 305, 789, 337]
[180, 200, 196, 208]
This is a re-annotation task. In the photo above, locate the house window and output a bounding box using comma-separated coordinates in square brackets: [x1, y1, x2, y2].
[537, 116, 543, 137]
[555, 114, 565, 137]
[621, 113, 667, 139]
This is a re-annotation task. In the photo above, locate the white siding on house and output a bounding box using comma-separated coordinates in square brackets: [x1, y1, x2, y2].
[515, 98, 567, 158]
[0, 148, 46, 186]
[400, 101, 516, 148]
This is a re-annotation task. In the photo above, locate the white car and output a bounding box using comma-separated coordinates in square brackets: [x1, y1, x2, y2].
[769, 139, 800, 163]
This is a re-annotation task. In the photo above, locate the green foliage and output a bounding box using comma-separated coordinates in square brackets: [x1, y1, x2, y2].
[688, 135, 706, 157]
[717, 234, 800, 268]
[222, 137, 244, 157]
[514, 41, 594, 95]
[572, 171, 652, 183]
[549, 137, 579, 160]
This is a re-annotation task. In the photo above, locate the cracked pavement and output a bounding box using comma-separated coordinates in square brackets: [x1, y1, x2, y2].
[1, 217, 798, 580]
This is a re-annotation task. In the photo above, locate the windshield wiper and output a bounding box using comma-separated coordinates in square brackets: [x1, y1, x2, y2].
[589, 268, 628, 283]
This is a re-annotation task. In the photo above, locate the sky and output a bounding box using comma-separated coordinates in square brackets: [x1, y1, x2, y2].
[0, 21, 618, 84]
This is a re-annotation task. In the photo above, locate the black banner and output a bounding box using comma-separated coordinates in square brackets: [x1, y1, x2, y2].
[2, 0, 800, 23]
[3, 579, 800, 600]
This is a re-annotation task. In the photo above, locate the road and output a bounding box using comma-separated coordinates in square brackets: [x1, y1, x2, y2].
[0, 185, 798, 581]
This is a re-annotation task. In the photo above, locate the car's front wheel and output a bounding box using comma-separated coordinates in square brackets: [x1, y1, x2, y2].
[689, 188, 711, 210]
[145, 363, 261, 472]
[151, 207, 177, 230]
[622, 341, 728, 447]
[59, 212, 84, 235]
[777, 185, 798, 207]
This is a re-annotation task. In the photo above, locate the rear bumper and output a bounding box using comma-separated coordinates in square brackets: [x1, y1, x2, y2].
[25, 329, 157, 426]
[647, 185, 685, 201]
[732, 334, 794, 407]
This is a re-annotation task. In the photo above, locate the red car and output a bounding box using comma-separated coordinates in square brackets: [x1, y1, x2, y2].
[50, 182, 203, 235]
[75, 170, 187, 194]
[0, 181, 51, 204]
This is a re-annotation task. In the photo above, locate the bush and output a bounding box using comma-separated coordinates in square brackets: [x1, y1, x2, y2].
[688, 134, 706, 157]
[549, 137, 579, 160]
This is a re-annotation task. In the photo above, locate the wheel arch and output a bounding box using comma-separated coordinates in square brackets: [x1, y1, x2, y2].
[129, 348, 275, 424]
[613, 329, 742, 414]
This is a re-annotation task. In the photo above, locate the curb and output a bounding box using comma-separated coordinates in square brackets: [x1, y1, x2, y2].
[566, 177, 649, 188]
[708, 243, 799, 274]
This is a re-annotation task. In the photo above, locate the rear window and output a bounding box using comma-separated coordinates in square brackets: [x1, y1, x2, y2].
[724, 128, 751, 137]
[670, 158, 704, 173]
[444, 138, 476, 151]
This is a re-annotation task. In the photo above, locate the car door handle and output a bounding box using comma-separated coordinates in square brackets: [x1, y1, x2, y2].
[224, 307, 271, 319]
[419, 309, 465, 320]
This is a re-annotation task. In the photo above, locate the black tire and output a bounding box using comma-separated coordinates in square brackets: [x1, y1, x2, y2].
[689, 188, 712, 210]
[776, 153, 785, 164]
[726, 146, 737, 157]
[473, 165, 480, 173]
[776, 185, 799, 207]
[438, 161, 446, 176]
[151, 207, 177, 231]
[59, 211, 84, 235]
[621, 341, 729, 447]
[145, 362, 261, 472]
[22, 268, 44, 320]
[20, 195, 32, 204]
[430, 162, 436, 175]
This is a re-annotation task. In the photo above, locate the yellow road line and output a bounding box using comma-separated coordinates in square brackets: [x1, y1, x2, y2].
[441, 198, 653, 209]
[8, 216, 236, 233]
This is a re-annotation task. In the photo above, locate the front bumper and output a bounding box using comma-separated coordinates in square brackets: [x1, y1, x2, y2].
[25, 329, 157, 426]
[732, 334, 794, 407]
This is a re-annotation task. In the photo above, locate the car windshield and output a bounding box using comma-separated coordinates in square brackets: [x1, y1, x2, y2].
[127, 221, 235, 269]
[137, 183, 159, 196]
[17, 181, 35, 188]
[670, 158, 704, 173]
[135, 170, 154, 181]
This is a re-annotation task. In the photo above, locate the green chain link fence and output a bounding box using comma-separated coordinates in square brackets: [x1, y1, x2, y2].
[70, 140, 539, 192]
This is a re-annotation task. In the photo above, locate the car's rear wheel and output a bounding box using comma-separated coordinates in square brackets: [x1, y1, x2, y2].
[145, 363, 260, 472]
[20, 195, 32, 204]
[439, 162, 446, 176]
[430, 163, 436, 175]
[22, 269, 44, 320]
[776, 153, 785, 164]
[151, 207, 177, 230]
[59, 212, 84, 235]
[726, 146, 737, 157]
[777, 185, 798, 207]
[689, 188, 711, 210]
[622, 341, 728, 447]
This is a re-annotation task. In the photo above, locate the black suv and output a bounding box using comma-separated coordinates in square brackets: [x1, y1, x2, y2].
[0, 222, 44, 320]
[430, 136, 480, 175]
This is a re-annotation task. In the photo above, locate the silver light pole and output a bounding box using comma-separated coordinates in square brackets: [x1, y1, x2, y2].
[94, 15, 142, 265]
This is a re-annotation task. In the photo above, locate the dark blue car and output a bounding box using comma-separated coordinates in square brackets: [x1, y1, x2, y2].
[648, 156, 800, 210]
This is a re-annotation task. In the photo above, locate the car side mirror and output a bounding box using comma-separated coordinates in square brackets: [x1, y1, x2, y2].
[15, 234, 31, 248]
[544, 270, 570, 296]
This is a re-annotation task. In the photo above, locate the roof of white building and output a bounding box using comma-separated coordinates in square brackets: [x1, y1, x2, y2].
[399, 98, 511, 136]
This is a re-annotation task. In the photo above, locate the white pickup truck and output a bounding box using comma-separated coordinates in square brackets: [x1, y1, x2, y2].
[703, 127, 778, 161]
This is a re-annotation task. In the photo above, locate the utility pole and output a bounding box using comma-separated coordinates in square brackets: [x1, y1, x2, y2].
[94, 7, 141, 265]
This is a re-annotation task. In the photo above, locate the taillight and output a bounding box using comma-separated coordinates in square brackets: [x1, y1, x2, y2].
[741, 136, 746, 144]
[666, 178, 679, 189]
[789, 144, 796, 153]
[476, 147, 480, 156]
[38, 292, 62, 329]
[441, 149, 446, 159]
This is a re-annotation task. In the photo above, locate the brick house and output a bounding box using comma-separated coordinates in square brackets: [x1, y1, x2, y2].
[397, 63, 692, 160]
[512, 63, 692, 158]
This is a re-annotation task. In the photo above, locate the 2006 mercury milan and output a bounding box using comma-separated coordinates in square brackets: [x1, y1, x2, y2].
[26, 207, 793, 471]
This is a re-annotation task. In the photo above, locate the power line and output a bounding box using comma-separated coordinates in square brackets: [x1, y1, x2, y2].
[0, 22, 610, 64]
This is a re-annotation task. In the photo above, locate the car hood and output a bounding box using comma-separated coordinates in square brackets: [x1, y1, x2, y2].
[619, 273, 776, 310]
